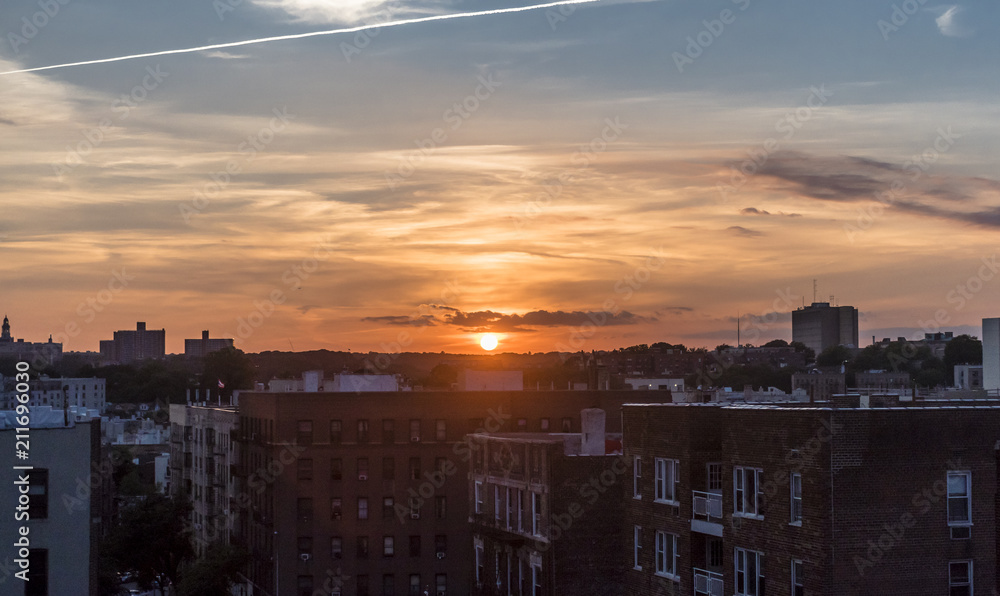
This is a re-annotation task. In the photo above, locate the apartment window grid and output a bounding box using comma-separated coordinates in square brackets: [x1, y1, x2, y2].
[330, 497, 342, 520]
[331, 536, 342, 559]
[409, 574, 421, 596]
[791, 559, 804, 596]
[707, 463, 723, 491]
[436, 574, 447, 595]
[949, 560, 972, 596]
[654, 458, 680, 503]
[633, 456, 642, 499]
[734, 548, 764, 596]
[947, 471, 972, 526]
[734, 467, 764, 517]
[633, 525, 643, 570]
[790, 472, 803, 524]
[654, 530, 678, 578]
[383, 536, 394, 557]
[358, 497, 369, 520]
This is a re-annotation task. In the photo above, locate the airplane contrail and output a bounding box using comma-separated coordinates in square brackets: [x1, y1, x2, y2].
[0, 0, 601, 76]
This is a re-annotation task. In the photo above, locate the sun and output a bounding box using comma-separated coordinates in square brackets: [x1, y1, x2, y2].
[480, 333, 499, 351]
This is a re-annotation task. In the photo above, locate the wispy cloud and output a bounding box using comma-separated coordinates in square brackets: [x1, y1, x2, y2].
[726, 226, 764, 238]
[934, 5, 972, 37]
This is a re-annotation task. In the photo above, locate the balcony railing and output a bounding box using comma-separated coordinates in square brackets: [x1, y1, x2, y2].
[693, 568, 723, 596]
[692, 491, 723, 521]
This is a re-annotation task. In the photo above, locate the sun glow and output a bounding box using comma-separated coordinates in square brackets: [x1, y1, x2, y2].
[480, 333, 499, 351]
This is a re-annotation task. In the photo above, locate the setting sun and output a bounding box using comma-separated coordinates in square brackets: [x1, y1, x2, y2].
[480, 333, 499, 351]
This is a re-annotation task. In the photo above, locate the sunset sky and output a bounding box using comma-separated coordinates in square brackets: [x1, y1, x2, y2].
[1, 0, 999, 355]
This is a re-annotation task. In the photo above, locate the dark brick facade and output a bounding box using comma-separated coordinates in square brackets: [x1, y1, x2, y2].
[623, 401, 1000, 596]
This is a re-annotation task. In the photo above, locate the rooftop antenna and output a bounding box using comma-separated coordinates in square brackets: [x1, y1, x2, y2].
[737, 311, 740, 347]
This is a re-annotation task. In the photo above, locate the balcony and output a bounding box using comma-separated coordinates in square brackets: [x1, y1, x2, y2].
[691, 491, 723, 536]
[693, 568, 723, 596]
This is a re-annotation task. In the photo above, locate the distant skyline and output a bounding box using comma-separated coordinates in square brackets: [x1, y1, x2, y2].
[1, 0, 998, 354]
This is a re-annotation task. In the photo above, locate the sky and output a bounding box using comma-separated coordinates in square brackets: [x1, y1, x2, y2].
[1, 0, 999, 355]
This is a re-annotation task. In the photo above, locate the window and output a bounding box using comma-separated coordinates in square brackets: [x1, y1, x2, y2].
[409, 535, 421, 557]
[791, 560, 803, 596]
[297, 498, 313, 523]
[410, 419, 421, 442]
[298, 536, 313, 557]
[383, 536, 394, 557]
[948, 471, 971, 525]
[330, 419, 342, 444]
[382, 457, 395, 480]
[331, 536, 342, 559]
[531, 492, 541, 535]
[561, 417, 573, 432]
[495, 485, 502, 522]
[358, 575, 369, 596]
[633, 526, 643, 570]
[409, 457, 421, 480]
[357, 536, 369, 558]
[436, 419, 447, 441]
[435, 574, 447, 595]
[475, 481, 484, 513]
[949, 561, 972, 596]
[24, 549, 46, 596]
[505, 487, 512, 528]
[382, 574, 395, 596]
[517, 418, 527, 430]
[297, 576, 314, 596]
[27, 469, 48, 519]
[706, 463, 722, 490]
[297, 420, 313, 445]
[358, 497, 369, 520]
[633, 456, 642, 499]
[475, 545, 485, 582]
[734, 467, 764, 517]
[790, 473, 802, 524]
[408, 574, 421, 596]
[298, 458, 313, 481]
[435, 496, 447, 519]
[358, 419, 370, 443]
[382, 419, 395, 444]
[531, 563, 542, 596]
[358, 457, 370, 481]
[735, 548, 764, 596]
[435, 534, 447, 556]
[409, 496, 420, 519]
[330, 497, 342, 520]
[383, 497, 395, 519]
[515, 488, 524, 531]
[540, 418, 550, 431]
[654, 531, 678, 577]
[330, 458, 343, 481]
[654, 458, 679, 503]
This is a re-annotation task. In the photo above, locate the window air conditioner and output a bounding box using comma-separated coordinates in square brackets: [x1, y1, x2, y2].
[410, 512, 420, 519]
[300, 553, 312, 561]
[359, 474, 368, 481]
[436, 552, 445, 559]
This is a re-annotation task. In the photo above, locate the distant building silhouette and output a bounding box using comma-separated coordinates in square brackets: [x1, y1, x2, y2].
[791, 302, 858, 355]
[983, 318, 1000, 392]
[0, 314, 63, 364]
[100, 321, 165, 363]
[184, 330, 234, 358]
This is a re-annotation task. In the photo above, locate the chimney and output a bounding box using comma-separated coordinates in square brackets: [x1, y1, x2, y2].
[581, 408, 606, 455]
[202, 330, 210, 340]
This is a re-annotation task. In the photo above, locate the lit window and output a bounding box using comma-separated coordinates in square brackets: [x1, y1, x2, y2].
[734, 467, 764, 517]
[790, 472, 802, 524]
[654, 458, 679, 503]
[654, 531, 678, 577]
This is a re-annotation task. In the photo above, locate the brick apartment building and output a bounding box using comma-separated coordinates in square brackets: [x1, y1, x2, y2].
[234, 389, 668, 596]
[468, 408, 626, 596]
[622, 398, 999, 595]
